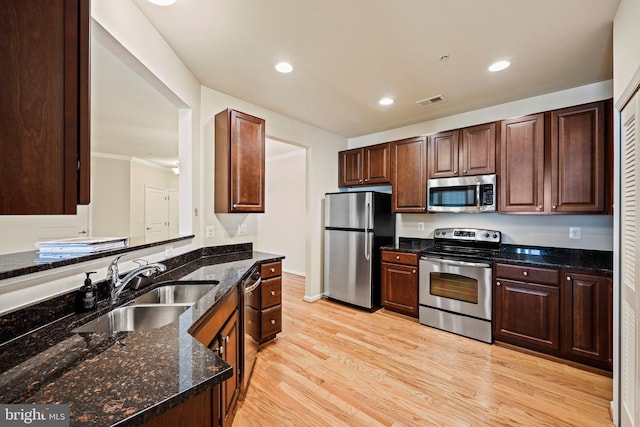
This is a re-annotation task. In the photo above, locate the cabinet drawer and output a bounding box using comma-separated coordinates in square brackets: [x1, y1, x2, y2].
[495, 263, 559, 285]
[261, 305, 282, 337]
[381, 251, 418, 266]
[261, 261, 282, 279]
[261, 277, 282, 309]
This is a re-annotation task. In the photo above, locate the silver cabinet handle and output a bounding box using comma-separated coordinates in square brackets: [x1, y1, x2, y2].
[412, 269, 416, 274]
[270, 319, 276, 325]
[567, 276, 572, 281]
[396, 255, 400, 260]
[270, 290, 276, 296]
[213, 345, 224, 354]
[522, 271, 528, 277]
[497, 281, 501, 286]
[270, 267, 275, 273]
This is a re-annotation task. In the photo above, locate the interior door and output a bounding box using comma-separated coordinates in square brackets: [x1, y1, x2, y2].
[145, 186, 169, 243]
[620, 92, 639, 427]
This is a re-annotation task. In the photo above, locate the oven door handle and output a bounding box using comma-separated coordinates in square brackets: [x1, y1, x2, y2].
[422, 257, 491, 269]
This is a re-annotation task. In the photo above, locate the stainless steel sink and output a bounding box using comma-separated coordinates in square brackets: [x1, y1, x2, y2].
[132, 283, 218, 305]
[72, 304, 189, 333]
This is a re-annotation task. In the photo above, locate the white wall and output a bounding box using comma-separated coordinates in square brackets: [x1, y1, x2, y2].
[350, 81, 615, 252]
[256, 143, 307, 276]
[92, 156, 130, 237]
[199, 86, 346, 301]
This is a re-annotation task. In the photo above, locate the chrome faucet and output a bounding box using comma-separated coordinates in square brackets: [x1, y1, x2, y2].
[107, 255, 167, 304]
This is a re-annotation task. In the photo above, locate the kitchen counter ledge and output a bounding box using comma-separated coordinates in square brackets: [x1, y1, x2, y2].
[0, 248, 283, 427]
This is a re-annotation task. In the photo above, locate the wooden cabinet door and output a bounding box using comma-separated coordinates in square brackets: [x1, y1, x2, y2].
[461, 122, 496, 176]
[142, 389, 213, 427]
[429, 130, 459, 178]
[550, 101, 607, 213]
[215, 109, 265, 213]
[494, 278, 560, 351]
[562, 272, 612, 368]
[338, 148, 363, 186]
[498, 114, 545, 213]
[0, 0, 90, 214]
[391, 136, 427, 212]
[381, 262, 418, 317]
[363, 143, 391, 184]
[220, 311, 239, 426]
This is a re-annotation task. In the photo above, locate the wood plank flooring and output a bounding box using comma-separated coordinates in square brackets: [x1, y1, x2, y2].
[234, 273, 613, 426]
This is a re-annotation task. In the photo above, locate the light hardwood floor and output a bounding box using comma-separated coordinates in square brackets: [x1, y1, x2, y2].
[234, 273, 613, 426]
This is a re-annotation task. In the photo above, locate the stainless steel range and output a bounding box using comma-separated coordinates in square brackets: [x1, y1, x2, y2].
[419, 228, 501, 343]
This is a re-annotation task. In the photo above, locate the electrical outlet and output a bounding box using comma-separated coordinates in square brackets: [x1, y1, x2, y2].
[569, 227, 582, 240]
[206, 226, 215, 238]
[418, 222, 425, 231]
[164, 246, 174, 257]
[238, 224, 248, 235]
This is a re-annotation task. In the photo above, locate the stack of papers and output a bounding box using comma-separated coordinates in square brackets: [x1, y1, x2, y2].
[36, 237, 128, 259]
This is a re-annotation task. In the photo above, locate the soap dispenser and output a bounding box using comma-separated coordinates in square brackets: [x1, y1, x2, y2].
[77, 271, 97, 312]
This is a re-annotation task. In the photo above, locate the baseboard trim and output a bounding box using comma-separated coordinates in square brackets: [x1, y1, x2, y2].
[303, 293, 324, 303]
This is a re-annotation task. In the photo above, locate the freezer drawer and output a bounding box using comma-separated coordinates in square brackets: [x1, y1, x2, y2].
[324, 229, 374, 309]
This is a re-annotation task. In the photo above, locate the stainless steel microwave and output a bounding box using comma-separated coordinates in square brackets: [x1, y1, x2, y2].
[427, 174, 496, 213]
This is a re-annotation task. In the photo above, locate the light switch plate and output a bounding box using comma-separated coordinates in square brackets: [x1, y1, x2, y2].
[418, 222, 425, 231]
[206, 226, 215, 238]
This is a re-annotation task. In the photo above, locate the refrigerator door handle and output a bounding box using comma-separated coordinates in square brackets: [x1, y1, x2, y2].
[364, 201, 371, 261]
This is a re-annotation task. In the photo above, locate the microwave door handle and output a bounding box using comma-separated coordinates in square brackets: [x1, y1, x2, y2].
[476, 181, 481, 209]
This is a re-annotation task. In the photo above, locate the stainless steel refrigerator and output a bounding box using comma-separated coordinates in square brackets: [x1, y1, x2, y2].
[323, 191, 395, 310]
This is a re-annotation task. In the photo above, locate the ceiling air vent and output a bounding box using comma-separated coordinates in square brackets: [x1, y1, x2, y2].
[416, 95, 447, 107]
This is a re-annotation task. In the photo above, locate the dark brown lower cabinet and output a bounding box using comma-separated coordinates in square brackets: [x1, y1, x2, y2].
[141, 388, 213, 427]
[188, 289, 241, 427]
[381, 250, 419, 317]
[494, 279, 560, 351]
[563, 272, 612, 370]
[494, 263, 612, 371]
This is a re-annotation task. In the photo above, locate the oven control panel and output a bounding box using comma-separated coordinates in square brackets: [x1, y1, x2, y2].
[433, 228, 501, 243]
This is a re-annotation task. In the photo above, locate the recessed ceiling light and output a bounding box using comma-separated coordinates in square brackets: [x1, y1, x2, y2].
[147, 0, 177, 5]
[379, 97, 394, 106]
[275, 62, 293, 73]
[488, 60, 511, 72]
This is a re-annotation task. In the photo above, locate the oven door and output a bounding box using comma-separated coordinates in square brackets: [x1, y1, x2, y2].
[419, 256, 492, 321]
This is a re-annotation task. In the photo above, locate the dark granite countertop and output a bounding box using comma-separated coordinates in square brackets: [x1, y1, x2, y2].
[380, 237, 433, 254]
[0, 235, 195, 281]
[382, 238, 612, 275]
[494, 244, 613, 275]
[0, 247, 284, 426]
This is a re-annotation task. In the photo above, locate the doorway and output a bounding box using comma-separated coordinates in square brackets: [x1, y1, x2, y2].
[256, 139, 307, 276]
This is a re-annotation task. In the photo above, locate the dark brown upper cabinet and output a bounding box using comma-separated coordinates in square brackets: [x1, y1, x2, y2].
[498, 114, 546, 213]
[214, 109, 265, 213]
[499, 101, 611, 214]
[429, 122, 496, 179]
[0, 0, 90, 214]
[338, 143, 391, 187]
[391, 136, 427, 213]
[550, 101, 607, 213]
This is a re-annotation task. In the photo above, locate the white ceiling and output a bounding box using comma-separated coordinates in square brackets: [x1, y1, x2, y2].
[132, 0, 619, 138]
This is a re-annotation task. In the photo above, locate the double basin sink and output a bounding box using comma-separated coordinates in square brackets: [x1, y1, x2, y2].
[72, 282, 219, 334]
